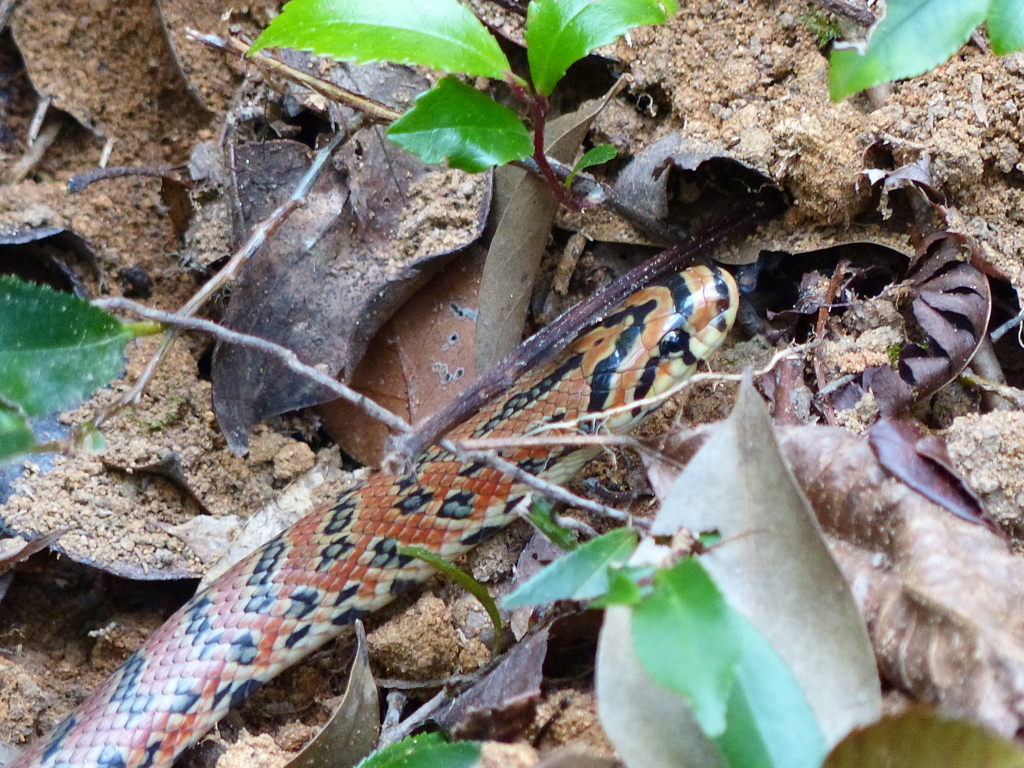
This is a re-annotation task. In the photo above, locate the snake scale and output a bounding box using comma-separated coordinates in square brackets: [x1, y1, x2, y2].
[12, 264, 739, 768]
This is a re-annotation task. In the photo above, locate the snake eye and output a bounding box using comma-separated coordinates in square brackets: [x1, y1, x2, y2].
[659, 329, 689, 357]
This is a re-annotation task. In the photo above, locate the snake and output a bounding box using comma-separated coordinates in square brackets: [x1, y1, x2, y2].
[12, 264, 739, 768]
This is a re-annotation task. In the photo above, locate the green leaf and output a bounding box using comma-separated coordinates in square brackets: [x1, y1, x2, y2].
[715, 615, 827, 768]
[501, 527, 638, 609]
[631, 558, 742, 737]
[529, 497, 579, 550]
[356, 733, 481, 768]
[399, 545, 503, 655]
[0, 276, 136, 416]
[0, 408, 34, 463]
[526, 0, 671, 95]
[388, 77, 533, 172]
[989, 0, 1024, 55]
[566, 143, 617, 186]
[829, 0, 987, 101]
[589, 566, 644, 607]
[250, 0, 511, 80]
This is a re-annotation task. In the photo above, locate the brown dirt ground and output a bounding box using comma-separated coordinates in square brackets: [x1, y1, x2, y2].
[1, 0, 1024, 765]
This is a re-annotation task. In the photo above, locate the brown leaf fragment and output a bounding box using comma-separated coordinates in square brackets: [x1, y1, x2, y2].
[286, 621, 379, 768]
[867, 417, 989, 527]
[824, 708, 1024, 768]
[868, 233, 991, 416]
[612, 133, 778, 242]
[319, 246, 484, 466]
[433, 627, 549, 740]
[0, 528, 67, 569]
[475, 93, 615, 372]
[779, 425, 1024, 737]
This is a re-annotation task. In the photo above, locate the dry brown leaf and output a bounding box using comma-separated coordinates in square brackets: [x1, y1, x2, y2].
[866, 232, 991, 415]
[779, 425, 1024, 737]
[319, 246, 485, 466]
[212, 125, 489, 452]
[866, 417, 988, 527]
[612, 133, 777, 243]
[285, 621, 379, 768]
[433, 626, 549, 740]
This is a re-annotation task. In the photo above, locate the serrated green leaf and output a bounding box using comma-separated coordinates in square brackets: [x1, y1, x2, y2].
[715, 614, 827, 768]
[566, 143, 617, 186]
[631, 558, 741, 738]
[251, 0, 511, 80]
[989, 0, 1024, 55]
[356, 733, 481, 768]
[0, 276, 135, 416]
[387, 77, 533, 172]
[501, 527, 638, 609]
[0, 408, 34, 463]
[526, 0, 670, 95]
[829, 0, 987, 101]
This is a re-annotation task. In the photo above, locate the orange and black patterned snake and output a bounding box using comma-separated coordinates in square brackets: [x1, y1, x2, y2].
[12, 264, 739, 768]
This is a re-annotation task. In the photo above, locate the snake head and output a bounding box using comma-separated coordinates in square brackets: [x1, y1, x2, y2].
[574, 264, 739, 428]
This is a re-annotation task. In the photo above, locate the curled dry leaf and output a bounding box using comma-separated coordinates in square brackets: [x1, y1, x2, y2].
[285, 621, 379, 768]
[866, 417, 988, 527]
[779, 425, 1024, 737]
[611, 132, 779, 246]
[866, 232, 991, 416]
[648, 377, 880, 747]
[862, 150, 947, 222]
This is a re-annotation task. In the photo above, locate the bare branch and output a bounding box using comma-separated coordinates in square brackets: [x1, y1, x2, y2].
[92, 298, 412, 436]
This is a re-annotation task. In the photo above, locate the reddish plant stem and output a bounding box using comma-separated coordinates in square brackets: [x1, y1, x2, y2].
[509, 79, 580, 209]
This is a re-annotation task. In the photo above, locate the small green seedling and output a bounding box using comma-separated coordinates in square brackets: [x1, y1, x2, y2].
[250, 0, 675, 207]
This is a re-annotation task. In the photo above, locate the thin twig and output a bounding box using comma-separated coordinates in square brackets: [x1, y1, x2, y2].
[91, 299, 412, 435]
[990, 308, 1024, 342]
[439, 439, 642, 526]
[187, 29, 403, 125]
[540, 343, 815, 433]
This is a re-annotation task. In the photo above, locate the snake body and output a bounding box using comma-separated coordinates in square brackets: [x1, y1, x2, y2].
[13, 264, 739, 768]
